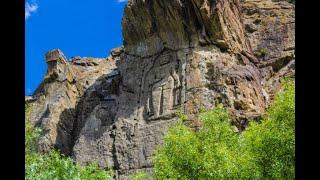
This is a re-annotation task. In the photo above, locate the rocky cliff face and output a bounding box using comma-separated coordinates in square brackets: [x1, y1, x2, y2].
[26, 0, 294, 179]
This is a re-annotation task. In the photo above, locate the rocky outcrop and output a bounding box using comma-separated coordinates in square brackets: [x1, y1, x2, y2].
[26, 0, 294, 179]
[241, 0, 295, 99]
[123, 0, 252, 56]
[28, 49, 119, 154]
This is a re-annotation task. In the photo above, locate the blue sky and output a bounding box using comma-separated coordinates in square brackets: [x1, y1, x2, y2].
[25, 0, 127, 95]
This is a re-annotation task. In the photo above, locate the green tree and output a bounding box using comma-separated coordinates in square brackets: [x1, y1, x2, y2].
[154, 80, 295, 179]
[243, 80, 295, 179]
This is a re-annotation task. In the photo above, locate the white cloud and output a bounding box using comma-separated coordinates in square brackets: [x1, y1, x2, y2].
[118, 0, 127, 3]
[25, 2, 38, 20]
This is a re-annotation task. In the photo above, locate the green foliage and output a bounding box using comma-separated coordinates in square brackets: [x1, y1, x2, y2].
[243, 80, 295, 179]
[256, 48, 269, 58]
[154, 120, 199, 179]
[175, 109, 188, 122]
[196, 105, 260, 179]
[25, 118, 41, 154]
[129, 170, 149, 180]
[25, 105, 113, 180]
[154, 106, 258, 179]
[26, 149, 113, 180]
[154, 81, 295, 179]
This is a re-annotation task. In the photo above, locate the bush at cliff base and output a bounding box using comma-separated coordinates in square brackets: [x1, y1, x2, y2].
[154, 80, 295, 179]
[25, 106, 113, 180]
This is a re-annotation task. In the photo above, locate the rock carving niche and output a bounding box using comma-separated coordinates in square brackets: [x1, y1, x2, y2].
[171, 64, 182, 107]
[146, 52, 182, 120]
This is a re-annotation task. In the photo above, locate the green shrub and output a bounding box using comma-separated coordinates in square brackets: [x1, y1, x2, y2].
[154, 120, 199, 179]
[175, 109, 188, 122]
[256, 48, 269, 58]
[26, 149, 113, 180]
[154, 106, 259, 179]
[25, 105, 113, 180]
[243, 80, 295, 179]
[154, 80, 295, 179]
[25, 118, 41, 154]
[129, 170, 149, 180]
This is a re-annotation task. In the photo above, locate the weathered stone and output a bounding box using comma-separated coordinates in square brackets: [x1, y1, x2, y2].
[26, 0, 294, 179]
[25, 96, 35, 103]
[122, 0, 252, 56]
[111, 47, 124, 57]
[27, 51, 117, 155]
[241, 0, 295, 100]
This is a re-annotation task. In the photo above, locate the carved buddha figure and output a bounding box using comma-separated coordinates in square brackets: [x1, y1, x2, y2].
[147, 66, 181, 119]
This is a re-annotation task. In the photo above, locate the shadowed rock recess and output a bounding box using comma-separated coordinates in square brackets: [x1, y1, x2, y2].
[26, 0, 294, 179]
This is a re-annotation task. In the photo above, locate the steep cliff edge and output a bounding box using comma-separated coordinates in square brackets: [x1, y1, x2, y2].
[26, 0, 294, 179]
